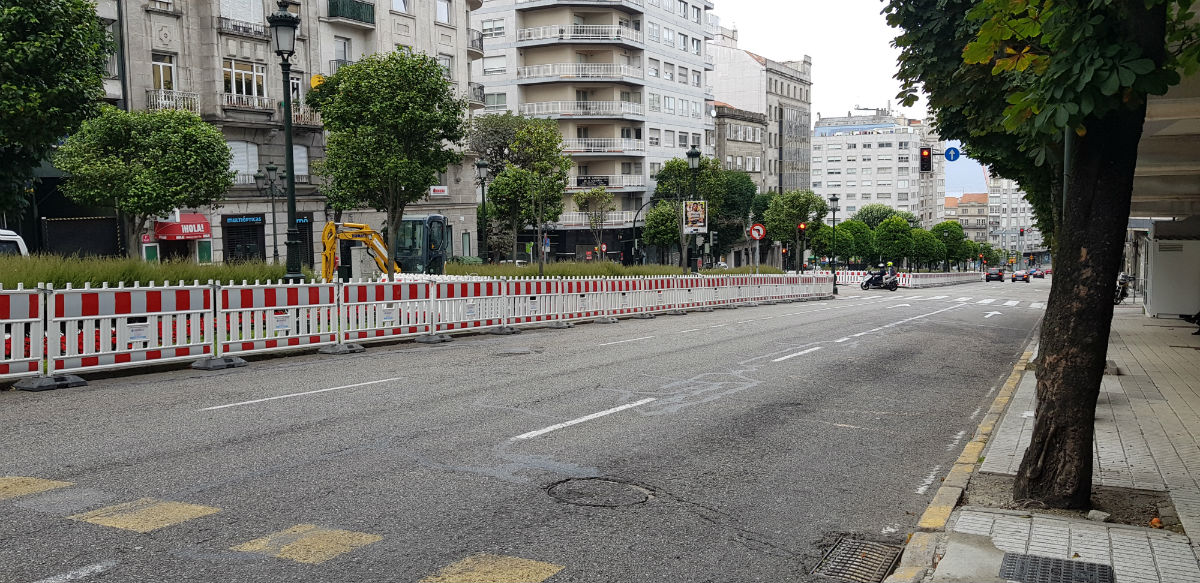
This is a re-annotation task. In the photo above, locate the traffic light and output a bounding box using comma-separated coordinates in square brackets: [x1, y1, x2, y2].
[1019, 227, 1025, 236]
[798, 222, 807, 232]
[919, 147, 933, 172]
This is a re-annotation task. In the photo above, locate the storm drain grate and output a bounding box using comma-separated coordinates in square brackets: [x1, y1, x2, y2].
[999, 553, 1116, 583]
[811, 539, 901, 583]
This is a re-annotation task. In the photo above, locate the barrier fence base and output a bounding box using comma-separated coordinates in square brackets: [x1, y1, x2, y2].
[191, 357, 248, 371]
[694, 306, 715, 312]
[416, 334, 452, 344]
[594, 317, 619, 324]
[665, 309, 687, 316]
[715, 304, 737, 309]
[13, 375, 88, 392]
[743, 302, 760, 307]
[631, 313, 656, 319]
[549, 321, 575, 329]
[319, 343, 366, 355]
[488, 326, 522, 335]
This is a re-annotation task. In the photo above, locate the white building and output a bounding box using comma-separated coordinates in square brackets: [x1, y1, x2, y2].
[987, 174, 1045, 255]
[810, 109, 946, 228]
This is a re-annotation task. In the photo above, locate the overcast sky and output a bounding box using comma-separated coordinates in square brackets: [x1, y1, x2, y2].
[710, 0, 988, 192]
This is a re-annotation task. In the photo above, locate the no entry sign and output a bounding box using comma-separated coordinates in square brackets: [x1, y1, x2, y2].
[749, 224, 766, 240]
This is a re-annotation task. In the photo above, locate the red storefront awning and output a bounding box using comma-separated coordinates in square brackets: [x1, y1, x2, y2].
[154, 213, 211, 241]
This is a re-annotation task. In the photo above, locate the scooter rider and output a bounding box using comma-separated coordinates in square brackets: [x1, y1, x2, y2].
[869, 263, 886, 285]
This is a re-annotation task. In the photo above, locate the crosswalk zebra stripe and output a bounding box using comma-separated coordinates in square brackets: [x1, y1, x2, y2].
[1003, 300, 1020, 306]
[977, 299, 997, 304]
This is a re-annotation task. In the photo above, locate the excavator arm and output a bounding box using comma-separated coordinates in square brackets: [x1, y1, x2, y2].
[320, 222, 401, 281]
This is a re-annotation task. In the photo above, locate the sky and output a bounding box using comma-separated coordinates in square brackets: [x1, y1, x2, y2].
[709, 0, 988, 193]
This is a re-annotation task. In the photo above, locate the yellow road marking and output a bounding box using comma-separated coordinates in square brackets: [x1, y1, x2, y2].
[0, 476, 72, 500]
[917, 486, 962, 530]
[70, 498, 219, 532]
[956, 440, 986, 465]
[232, 524, 382, 564]
[421, 554, 564, 583]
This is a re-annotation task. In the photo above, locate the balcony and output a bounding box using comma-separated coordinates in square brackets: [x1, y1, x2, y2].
[515, 0, 643, 12]
[145, 89, 200, 115]
[555, 211, 637, 228]
[520, 100, 644, 118]
[467, 28, 484, 59]
[704, 53, 715, 70]
[221, 93, 275, 111]
[292, 103, 322, 126]
[466, 82, 485, 109]
[328, 0, 375, 27]
[216, 17, 268, 39]
[561, 138, 645, 154]
[330, 59, 355, 74]
[516, 24, 643, 46]
[515, 63, 643, 83]
[566, 175, 647, 190]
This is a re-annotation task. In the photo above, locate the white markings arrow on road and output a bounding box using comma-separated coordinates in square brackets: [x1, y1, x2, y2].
[984, 311, 1002, 318]
[889, 304, 911, 308]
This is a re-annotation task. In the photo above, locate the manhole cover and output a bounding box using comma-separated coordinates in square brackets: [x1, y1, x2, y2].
[999, 553, 1115, 583]
[812, 539, 901, 583]
[546, 478, 653, 507]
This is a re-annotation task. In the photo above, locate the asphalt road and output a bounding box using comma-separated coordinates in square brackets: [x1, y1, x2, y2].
[0, 277, 1049, 583]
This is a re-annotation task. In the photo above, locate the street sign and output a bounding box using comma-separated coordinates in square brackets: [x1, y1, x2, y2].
[749, 224, 766, 240]
[944, 147, 961, 162]
[141, 234, 151, 244]
[601, 243, 607, 252]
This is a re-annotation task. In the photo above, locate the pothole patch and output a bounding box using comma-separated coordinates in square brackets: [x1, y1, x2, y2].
[546, 478, 654, 507]
[496, 347, 544, 356]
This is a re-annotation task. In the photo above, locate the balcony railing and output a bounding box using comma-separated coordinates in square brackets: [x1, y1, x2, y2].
[517, 0, 643, 4]
[468, 28, 484, 52]
[520, 100, 645, 117]
[292, 103, 322, 126]
[566, 175, 647, 189]
[221, 93, 275, 110]
[235, 172, 258, 185]
[328, 0, 375, 24]
[330, 59, 355, 74]
[704, 53, 715, 67]
[145, 89, 200, 114]
[516, 63, 643, 81]
[561, 138, 645, 153]
[517, 25, 643, 43]
[467, 82, 485, 105]
[556, 211, 637, 228]
[216, 17, 268, 38]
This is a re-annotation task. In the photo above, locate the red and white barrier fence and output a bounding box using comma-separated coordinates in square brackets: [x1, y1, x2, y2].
[340, 279, 432, 344]
[1, 285, 44, 380]
[433, 280, 508, 333]
[819, 270, 981, 288]
[217, 281, 338, 357]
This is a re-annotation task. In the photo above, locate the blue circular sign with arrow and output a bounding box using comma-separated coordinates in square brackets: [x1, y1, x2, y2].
[944, 147, 961, 162]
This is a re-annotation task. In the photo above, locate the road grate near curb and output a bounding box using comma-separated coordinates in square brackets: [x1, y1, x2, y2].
[999, 553, 1115, 583]
[811, 538, 901, 583]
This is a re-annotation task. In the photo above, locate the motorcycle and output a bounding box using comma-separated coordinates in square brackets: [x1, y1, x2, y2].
[1114, 274, 1133, 305]
[861, 272, 899, 291]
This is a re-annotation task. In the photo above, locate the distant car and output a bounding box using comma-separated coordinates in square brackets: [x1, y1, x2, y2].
[0, 229, 28, 256]
[985, 268, 1004, 282]
[716, 261, 729, 269]
[1012, 270, 1031, 283]
[1029, 268, 1045, 278]
[1043, 268, 1053, 275]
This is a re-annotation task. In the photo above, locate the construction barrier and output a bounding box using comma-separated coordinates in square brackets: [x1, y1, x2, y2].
[0, 285, 44, 380]
[217, 281, 338, 357]
[47, 283, 213, 374]
[433, 280, 508, 333]
[507, 278, 561, 326]
[340, 279, 432, 344]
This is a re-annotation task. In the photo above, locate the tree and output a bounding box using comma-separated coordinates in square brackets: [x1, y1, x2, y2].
[467, 112, 531, 174]
[962, 240, 982, 269]
[889, 0, 1197, 507]
[495, 120, 569, 274]
[308, 50, 467, 278]
[643, 201, 682, 266]
[714, 171, 758, 258]
[762, 189, 827, 269]
[849, 203, 901, 229]
[930, 221, 967, 270]
[573, 186, 615, 256]
[54, 108, 233, 257]
[652, 156, 725, 268]
[911, 228, 945, 271]
[980, 243, 1004, 267]
[487, 168, 533, 260]
[750, 193, 774, 225]
[874, 216, 913, 264]
[808, 223, 854, 265]
[837, 220, 875, 266]
[1, 0, 112, 213]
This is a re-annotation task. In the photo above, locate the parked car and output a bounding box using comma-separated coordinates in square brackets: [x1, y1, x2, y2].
[985, 268, 1005, 282]
[1012, 270, 1031, 283]
[0, 229, 28, 256]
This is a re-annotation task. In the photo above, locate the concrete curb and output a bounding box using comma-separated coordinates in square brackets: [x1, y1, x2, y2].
[883, 349, 1032, 583]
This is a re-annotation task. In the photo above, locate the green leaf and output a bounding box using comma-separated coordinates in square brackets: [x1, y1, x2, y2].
[1126, 58, 1156, 75]
[1099, 71, 1120, 95]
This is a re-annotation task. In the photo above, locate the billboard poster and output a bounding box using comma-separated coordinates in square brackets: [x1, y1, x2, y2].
[684, 200, 708, 234]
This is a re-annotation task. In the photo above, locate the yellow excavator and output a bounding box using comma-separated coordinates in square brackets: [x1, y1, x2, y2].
[320, 222, 397, 281]
[320, 215, 449, 281]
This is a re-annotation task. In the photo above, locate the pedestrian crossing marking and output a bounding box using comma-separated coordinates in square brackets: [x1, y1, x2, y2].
[0, 476, 72, 501]
[977, 299, 997, 304]
[931, 295, 948, 300]
[421, 554, 564, 583]
[952, 297, 971, 302]
[1030, 302, 1045, 309]
[1003, 300, 1020, 306]
[70, 498, 219, 533]
[232, 524, 382, 564]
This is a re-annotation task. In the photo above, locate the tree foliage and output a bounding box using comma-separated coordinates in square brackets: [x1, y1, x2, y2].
[929, 220, 968, 263]
[54, 107, 233, 257]
[874, 216, 914, 263]
[307, 50, 467, 277]
[836, 219, 875, 263]
[807, 223, 854, 263]
[643, 200, 682, 262]
[467, 112, 532, 174]
[911, 228, 946, 268]
[762, 190, 827, 243]
[850, 203, 903, 229]
[653, 156, 724, 267]
[713, 171, 757, 256]
[1, 0, 113, 213]
[750, 193, 773, 225]
[573, 186, 614, 251]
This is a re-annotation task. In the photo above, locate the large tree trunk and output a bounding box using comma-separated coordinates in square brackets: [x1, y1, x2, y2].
[123, 215, 140, 259]
[1013, 2, 1162, 507]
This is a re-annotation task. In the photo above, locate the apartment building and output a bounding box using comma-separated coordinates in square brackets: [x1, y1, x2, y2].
[945, 193, 989, 243]
[470, 0, 716, 260]
[987, 174, 1044, 255]
[810, 109, 946, 228]
[713, 102, 766, 188]
[92, 0, 485, 263]
[708, 26, 811, 193]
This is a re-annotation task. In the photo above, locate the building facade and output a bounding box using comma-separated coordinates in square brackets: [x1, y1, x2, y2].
[91, 0, 485, 264]
[810, 110, 946, 228]
[708, 26, 811, 193]
[713, 102, 766, 188]
[946, 193, 989, 243]
[469, 0, 716, 260]
[987, 174, 1044, 257]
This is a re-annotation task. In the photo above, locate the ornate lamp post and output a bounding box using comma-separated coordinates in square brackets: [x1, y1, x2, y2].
[253, 162, 286, 265]
[267, 1, 303, 282]
[475, 159, 489, 263]
[828, 193, 839, 295]
[685, 145, 700, 272]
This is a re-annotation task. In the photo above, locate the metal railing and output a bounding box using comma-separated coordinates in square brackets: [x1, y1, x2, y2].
[467, 82, 485, 104]
[517, 0, 643, 5]
[555, 211, 637, 227]
[517, 25, 643, 43]
[330, 59, 355, 74]
[145, 89, 200, 114]
[235, 172, 258, 185]
[292, 103, 322, 126]
[328, 0, 375, 24]
[216, 17, 268, 38]
[520, 100, 645, 117]
[517, 63, 643, 81]
[468, 28, 484, 52]
[561, 138, 645, 152]
[222, 93, 275, 110]
[567, 175, 647, 189]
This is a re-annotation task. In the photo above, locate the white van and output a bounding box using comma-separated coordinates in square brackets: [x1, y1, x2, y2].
[0, 229, 29, 256]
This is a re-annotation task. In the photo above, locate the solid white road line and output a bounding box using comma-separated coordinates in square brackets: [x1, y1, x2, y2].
[1003, 300, 1020, 307]
[598, 336, 655, 346]
[677, 328, 701, 333]
[512, 398, 657, 440]
[30, 561, 118, 583]
[977, 299, 997, 304]
[200, 377, 403, 411]
[835, 337, 851, 343]
[930, 295, 949, 300]
[772, 346, 822, 362]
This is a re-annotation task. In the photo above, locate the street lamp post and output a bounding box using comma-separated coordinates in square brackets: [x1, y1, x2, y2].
[268, 1, 303, 282]
[632, 197, 655, 265]
[829, 194, 839, 295]
[941, 230, 950, 272]
[475, 159, 489, 263]
[253, 163, 286, 265]
[685, 145, 700, 272]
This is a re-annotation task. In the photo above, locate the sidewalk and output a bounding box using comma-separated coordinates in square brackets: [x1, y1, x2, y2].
[895, 305, 1200, 582]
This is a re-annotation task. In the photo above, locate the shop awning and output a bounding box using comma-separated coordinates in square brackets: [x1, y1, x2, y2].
[154, 213, 211, 241]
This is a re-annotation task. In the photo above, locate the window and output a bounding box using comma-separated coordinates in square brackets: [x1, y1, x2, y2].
[861, 143, 872, 149]
[663, 28, 674, 45]
[650, 162, 661, 175]
[290, 74, 303, 101]
[227, 140, 259, 176]
[692, 133, 701, 146]
[292, 145, 310, 178]
[692, 6, 701, 22]
[898, 141, 909, 149]
[220, 0, 263, 21]
[691, 71, 701, 87]
[861, 193, 872, 200]
[223, 59, 267, 97]
[861, 180, 872, 186]
[845, 168, 857, 175]
[811, 156, 822, 163]
[844, 193, 855, 199]
[663, 62, 674, 81]
[897, 180, 909, 188]
[436, 0, 451, 24]
[484, 92, 506, 110]
[648, 59, 659, 77]
[677, 0, 687, 16]
[678, 66, 688, 83]
[678, 33, 687, 51]
[334, 36, 351, 62]
[151, 54, 175, 91]
[861, 155, 871, 162]
[726, 156, 734, 170]
[436, 54, 453, 79]
[898, 155, 910, 163]
[877, 167, 892, 174]
[845, 180, 856, 187]
[677, 99, 687, 116]
[481, 18, 504, 37]
[877, 141, 892, 148]
[897, 193, 909, 201]
[482, 55, 505, 75]
[736, 156, 743, 170]
[678, 133, 688, 147]
[846, 143, 857, 149]
[812, 181, 822, 187]
[648, 93, 661, 111]
[691, 38, 701, 55]
[664, 130, 675, 145]
[846, 206, 856, 213]
[391, 0, 407, 11]
[754, 156, 761, 171]
[649, 128, 661, 146]
[648, 22, 660, 42]
[827, 156, 841, 163]
[813, 145, 821, 151]
[877, 154, 893, 161]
